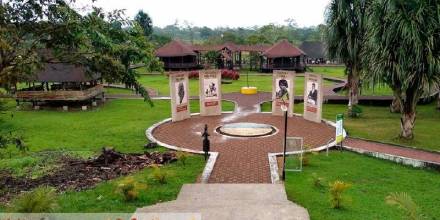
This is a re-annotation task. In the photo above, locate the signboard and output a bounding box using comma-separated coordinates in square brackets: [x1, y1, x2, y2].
[272, 70, 295, 117]
[199, 69, 222, 116]
[336, 114, 344, 143]
[169, 72, 190, 122]
[303, 73, 323, 123]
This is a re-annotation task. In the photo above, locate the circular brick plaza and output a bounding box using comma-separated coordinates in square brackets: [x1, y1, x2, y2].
[151, 112, 335, 183]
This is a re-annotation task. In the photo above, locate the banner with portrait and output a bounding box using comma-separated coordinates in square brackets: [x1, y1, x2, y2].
[272, 70, 295, 117]
[169, 72, 190, 122]
[303, 73, 323, 123]
[199, 70, 221, 116]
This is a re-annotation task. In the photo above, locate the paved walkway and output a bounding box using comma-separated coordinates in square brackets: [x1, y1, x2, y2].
[345, 138, 440, 165]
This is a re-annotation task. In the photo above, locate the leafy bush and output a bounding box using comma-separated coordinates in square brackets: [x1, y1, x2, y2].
[386, 192, 423, 220]
[221, 69, 240, 80]
[151, 165, 169, 184]
[10, 186, 58, 212]
[311, 173, 325, 188]
[176, 151, 189, 166]
[117, 177, 146, 202]
[348, 105, 362, 118]
[329, 180, 351, 209]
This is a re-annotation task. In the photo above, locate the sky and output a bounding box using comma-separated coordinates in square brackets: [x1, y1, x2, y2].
[74, 0, 331, 28]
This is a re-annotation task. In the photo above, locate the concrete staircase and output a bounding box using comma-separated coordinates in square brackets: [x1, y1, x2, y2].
[135, 184, 310, 220]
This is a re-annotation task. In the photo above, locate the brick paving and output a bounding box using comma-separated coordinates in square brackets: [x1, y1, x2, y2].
[153, 113, 335, 183]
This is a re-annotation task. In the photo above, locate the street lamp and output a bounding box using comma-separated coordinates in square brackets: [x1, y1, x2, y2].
[280, 99, 288, 181]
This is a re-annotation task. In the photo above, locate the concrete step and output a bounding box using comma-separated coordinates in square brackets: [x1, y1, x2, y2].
[176, 184, 289, 202]
[137, 203, 308, 220]
[135, 184, 310, 220]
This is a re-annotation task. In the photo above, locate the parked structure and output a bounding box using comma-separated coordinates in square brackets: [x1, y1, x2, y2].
[15, 62, 104, 108]
[261, 40, 307, 72]
[155, 39, 306, 72]
[155, 40, 202, 71]
[299, 41, 328, 64]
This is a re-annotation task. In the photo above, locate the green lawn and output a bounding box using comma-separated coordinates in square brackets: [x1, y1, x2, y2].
[261, 102, 440, 152]
[137, 74, 334, 97]
[0, 99, 235, 212]
[309, 66, 346, 79]
[1, 100, 234, 154]
[285, 151, 440, 220]
[57, 155, 205, 212]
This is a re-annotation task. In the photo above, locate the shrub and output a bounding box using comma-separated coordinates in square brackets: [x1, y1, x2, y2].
[385, 192, 423, 220]
[10, 186, 58, 212]
[117, 177, 146, 202]
[176, 152, 189, 166]
[348, 105, 362, 118]
[329, 180, 351, 209]
[311, 173, 325, 188]
[151, 165, 168, 184]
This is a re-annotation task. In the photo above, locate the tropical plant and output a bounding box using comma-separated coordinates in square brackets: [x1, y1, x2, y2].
[117, 177, 146, 202]
[151, 165, 169, 184]
[385, 192, 424, 220]
[311, 173, 325, 188]
[363, 0, 440, 139]
[325, 0, 370, 116]
[176, 151, 189, 166]
[10, 186, 59, 213]
[329, 180, 351, 209]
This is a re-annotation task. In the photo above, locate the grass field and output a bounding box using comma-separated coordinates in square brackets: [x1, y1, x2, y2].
[285, 151, 440, 220]
[0, 99, 234, 212]
[261, 102, 440, 152]
[137, 74, 334, 97]
[308, 66, 346, 79]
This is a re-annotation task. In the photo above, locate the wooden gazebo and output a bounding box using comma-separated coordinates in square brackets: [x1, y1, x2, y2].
[15, 62, 104, 108]
[260, 40, 307, 72]
[155, 40, 201, 71]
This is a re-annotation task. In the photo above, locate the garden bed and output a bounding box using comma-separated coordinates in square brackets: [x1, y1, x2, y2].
[0, 149, 177, 202]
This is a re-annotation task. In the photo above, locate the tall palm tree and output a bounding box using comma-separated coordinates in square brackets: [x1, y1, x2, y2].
[364, 0, 440, 139]
[325, 0, 370, 115]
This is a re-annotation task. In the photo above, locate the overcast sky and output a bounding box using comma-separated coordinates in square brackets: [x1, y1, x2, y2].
[74, 0, 331, 28]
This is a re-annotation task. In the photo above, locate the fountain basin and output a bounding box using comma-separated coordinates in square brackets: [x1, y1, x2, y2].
[216, 122, 277, 137]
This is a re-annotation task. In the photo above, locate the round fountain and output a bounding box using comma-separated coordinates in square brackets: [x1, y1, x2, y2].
[216, 122, 277, 138]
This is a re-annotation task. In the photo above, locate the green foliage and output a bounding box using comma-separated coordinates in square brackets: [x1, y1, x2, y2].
[10, 186, 58, 213]
[348, 105, 363, 118]
[364, 0, 440, 138]
[329, 180, 351, 209]
[116, 177, 146, 202]
[151, 165, 169, 184]
[134, 10, 153, 37]
[311, 173, 325, 188]
[176, 152, 189, 166]
[385, 192, 424, 220]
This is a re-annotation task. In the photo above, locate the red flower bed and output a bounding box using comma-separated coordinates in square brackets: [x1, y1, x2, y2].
[180, 70, 239, 80]
[221, 69, 240, 80]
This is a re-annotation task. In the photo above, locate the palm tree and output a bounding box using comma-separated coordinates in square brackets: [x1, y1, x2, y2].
[364, 0, 440, 139]
[325, 0, 370, 115]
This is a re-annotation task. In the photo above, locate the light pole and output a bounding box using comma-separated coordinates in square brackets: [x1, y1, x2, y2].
[280, 100, 288, 181]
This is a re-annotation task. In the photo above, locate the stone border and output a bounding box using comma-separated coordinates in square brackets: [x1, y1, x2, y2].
[342, 145, 440, 170]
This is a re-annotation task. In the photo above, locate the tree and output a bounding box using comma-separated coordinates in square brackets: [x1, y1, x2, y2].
[0, 0, 161, 106]
[364, 0, 440, 139]
[134, 10, 153, 37]
[325, 0, 370, 116]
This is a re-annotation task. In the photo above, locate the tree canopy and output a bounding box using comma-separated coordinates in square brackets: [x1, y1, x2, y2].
[0, 0, 162, 105]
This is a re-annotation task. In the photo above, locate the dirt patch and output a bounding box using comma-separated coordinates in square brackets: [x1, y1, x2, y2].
[0, 148, 177, 203]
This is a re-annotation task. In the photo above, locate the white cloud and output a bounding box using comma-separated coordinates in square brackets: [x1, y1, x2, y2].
[74, 0, 331, 28]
